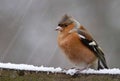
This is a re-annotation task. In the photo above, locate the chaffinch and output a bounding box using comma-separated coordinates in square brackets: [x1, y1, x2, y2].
[55, 14, 108, 70]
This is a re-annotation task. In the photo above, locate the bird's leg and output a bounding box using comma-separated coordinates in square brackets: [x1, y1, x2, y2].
[74, 65, 90, 75]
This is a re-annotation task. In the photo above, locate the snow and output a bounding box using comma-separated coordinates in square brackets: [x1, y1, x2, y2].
[0, 63, 62, 73]
[65, 69, 77, 75]
[81, 68, 120, 74]
[0, 63, 120, 75]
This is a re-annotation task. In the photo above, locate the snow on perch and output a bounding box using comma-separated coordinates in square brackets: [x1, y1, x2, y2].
[0, 63, 62, 73]
[0, 63, 120, 75]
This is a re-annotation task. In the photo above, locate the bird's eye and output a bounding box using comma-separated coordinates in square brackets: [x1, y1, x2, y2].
[58, 24, 67, 27]
[58, 24, 62, 27]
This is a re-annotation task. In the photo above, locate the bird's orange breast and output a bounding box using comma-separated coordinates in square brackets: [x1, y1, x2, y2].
[58, 33, 97, 65]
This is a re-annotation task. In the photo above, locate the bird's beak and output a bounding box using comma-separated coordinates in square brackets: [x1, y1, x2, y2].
[55, 26, 63, 31]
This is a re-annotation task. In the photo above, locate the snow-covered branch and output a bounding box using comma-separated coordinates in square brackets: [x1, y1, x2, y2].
[0, 63, 120, 75]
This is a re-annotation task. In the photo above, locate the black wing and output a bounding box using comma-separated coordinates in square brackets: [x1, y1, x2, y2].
[77, 29, 108, 69]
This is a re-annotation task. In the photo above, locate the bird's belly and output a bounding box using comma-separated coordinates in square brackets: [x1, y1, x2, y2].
[58, 35, 96, 65]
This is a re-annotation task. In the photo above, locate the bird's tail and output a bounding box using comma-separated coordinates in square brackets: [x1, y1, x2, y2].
[95, 47, 109, 70]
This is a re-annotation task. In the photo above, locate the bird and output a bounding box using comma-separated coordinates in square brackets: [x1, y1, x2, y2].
[55, 14, 108, 70]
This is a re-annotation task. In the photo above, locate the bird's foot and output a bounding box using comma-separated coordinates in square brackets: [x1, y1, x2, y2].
[74, 67, 88, 75]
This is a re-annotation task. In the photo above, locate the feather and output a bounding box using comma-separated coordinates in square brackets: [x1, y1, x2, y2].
[77, 29, 108, 69]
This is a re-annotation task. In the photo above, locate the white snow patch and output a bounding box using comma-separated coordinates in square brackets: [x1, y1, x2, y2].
[65, 69, 77, 75]
[81, 68, 120, 74]
[0, 63, 62, 73]
[0, 63, 120, 75]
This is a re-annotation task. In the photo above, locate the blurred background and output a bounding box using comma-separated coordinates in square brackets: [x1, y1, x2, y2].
[0, 0, 120, 68]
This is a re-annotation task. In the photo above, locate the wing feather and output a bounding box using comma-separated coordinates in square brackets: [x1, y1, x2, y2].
[77, 29, 108, 69]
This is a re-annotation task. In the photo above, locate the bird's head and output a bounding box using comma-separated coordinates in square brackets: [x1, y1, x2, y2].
[55, 14, 81, 33]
